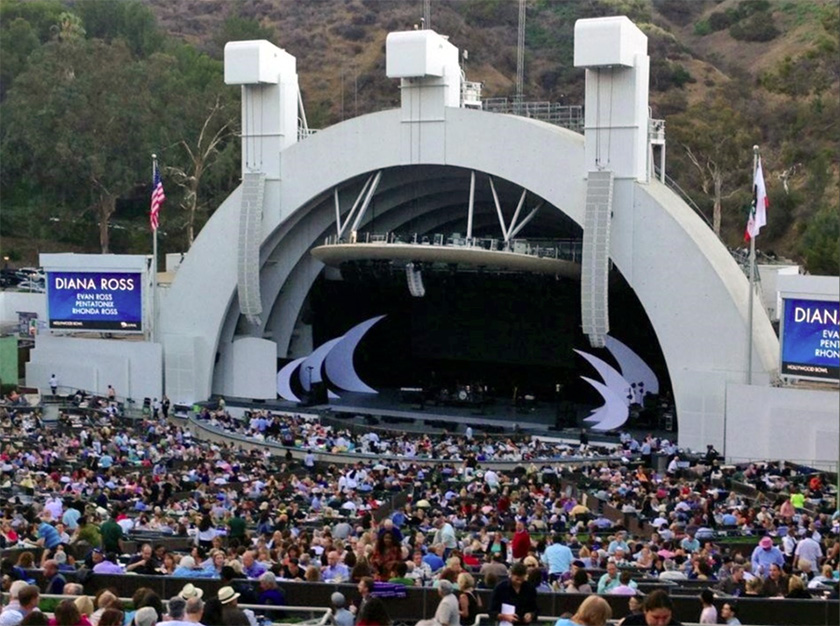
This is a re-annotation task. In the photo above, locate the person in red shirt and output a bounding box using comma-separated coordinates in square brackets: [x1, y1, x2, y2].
[511, 518, 532, 561]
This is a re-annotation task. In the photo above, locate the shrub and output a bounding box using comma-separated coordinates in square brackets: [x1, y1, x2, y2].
[693, 19, 712, 36]
[332, 24, 366, 41]
[730, 12, 780, 41]
[708, 11, 732, 31]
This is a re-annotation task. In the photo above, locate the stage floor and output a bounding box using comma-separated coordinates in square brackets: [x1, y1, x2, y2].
[218, 388, 677, 446]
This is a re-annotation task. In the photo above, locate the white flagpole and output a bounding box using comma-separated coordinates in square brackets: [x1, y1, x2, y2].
[151, 154, 159, 344]
[747, 145, 759, 385]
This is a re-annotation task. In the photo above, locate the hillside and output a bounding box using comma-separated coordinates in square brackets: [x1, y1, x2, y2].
[1, 0, 837, 272]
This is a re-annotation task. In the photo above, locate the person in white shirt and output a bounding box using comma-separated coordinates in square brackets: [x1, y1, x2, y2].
[658, 559, 687, 581]
[794, 534, 822, 570]
[432, 580, 460, 626]
[44, 496, 63, 520]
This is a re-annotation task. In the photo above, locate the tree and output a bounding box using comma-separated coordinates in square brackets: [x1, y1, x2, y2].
[208, 14, 276, 58]
[800, 204, 840, 275]
[146, 43, 240, 249]
[668, 93, 759, 237]
[74, 0, 163, 58]
[164, 97, 236, 247]
[1, 36, 157, 252]
[0, 0, 66, 99]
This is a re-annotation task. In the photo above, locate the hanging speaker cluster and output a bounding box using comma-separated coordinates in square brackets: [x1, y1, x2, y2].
[405, 262, 426, 297]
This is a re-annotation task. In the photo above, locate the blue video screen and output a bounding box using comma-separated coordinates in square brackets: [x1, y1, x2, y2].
[781, 298, 839, 381]
[47, 271, 143, 332]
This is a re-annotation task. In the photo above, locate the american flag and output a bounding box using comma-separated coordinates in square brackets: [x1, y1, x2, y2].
[150, 162, 165, 231]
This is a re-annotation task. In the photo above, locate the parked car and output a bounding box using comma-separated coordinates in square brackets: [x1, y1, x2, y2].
[16, 267, 45, 282]
[0, 270, 23, 288]
[16, 279, 45, 293]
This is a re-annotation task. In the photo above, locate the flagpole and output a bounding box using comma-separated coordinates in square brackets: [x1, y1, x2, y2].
[747, 145, 759, 385]
[151, 154, 159, 344]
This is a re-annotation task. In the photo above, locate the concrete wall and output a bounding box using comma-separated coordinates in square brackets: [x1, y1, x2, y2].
[222, 336, 278, 399]
[0, 292, 47, 325]
[26, 334, 162, 401]
[725, 383, 839, 469]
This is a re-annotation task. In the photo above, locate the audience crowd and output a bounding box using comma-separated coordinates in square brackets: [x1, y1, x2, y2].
[0, 400, 838, 626]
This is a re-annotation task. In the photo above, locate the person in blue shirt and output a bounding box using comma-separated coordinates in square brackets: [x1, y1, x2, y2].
[242, 551, 267, 579]
[322, 551, 351, 582]
[423, 544, 446, 573]
[607, 531, 629, 555]
[542, 534, 573, 581]
[172, 555, 217, 578]
[750, 536, 785, 577]
[61, 507, 81, 532]
[257, 571, 286, 620]
[680, 531, 700, 554]
[37, 516, 61, 552]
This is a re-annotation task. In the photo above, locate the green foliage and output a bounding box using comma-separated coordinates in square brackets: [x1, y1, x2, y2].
[74, 0, 164, 57]
[737, 0, 772, 17]
[332, 23, 367, 42]
[583, 0, 651, 22]
[651, 61, 694, 91]
[0, 17, 40, 96]
[759, 8, 838, 98]
[761, 185, 796, 240]
[730, 11, 780, 42]
[0, 0, 65, 42]
[705, 0, 777, 39]
[708, 11, 733, 31]
[0, 3, 241, 255]
[693, 19, 712, 36]
[0, 0, 836, 267]
[780, 0, 830, 27]
[652, 0, 707, 26]
[803, 151, 831, 207]
[462, 0, 518, 27]
[210, 15, 276, 58]
[800, 204, 840, 275]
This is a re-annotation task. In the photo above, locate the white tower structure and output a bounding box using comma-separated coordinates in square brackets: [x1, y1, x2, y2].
[575, 16, 650, 182]
[574, 17, 650, 348]
[224, 40, 299, 179]
[386, 30, 461, 163]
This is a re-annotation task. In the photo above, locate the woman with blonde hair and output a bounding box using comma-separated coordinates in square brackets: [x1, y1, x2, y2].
[554, 596, 612, 626]
[786, 574, 811, 599]
[73, 596, 94, 620]
[457, 573, 482, 626]
[89, 590, 121, 626]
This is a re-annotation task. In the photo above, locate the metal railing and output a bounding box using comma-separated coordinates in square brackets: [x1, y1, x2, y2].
[320, 232, 583, 264]
[482, 98, 584, 133]
[35, 594, 331, 626]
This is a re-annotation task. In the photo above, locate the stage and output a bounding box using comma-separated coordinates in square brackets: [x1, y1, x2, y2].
[215, 387, 677, 446]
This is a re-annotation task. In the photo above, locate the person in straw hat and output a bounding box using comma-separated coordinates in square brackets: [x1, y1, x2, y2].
[217, 586, 250, 626]
[178, 583, 204, 601]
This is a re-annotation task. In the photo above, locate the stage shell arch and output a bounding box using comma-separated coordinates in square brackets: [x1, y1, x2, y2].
[160, 104, 778, 453]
